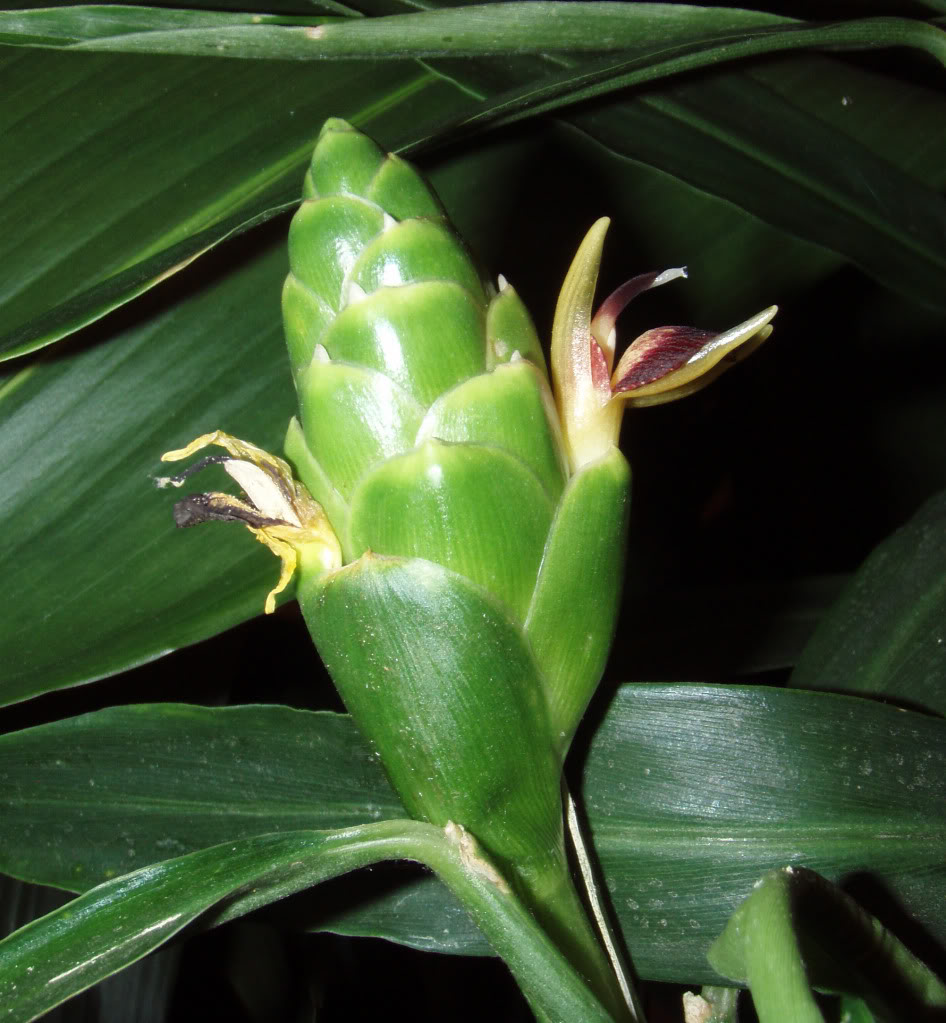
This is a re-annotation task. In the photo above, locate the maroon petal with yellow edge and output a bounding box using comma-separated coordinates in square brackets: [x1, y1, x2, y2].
[612, 326, 718, 394]
[611, 305, 778, 408]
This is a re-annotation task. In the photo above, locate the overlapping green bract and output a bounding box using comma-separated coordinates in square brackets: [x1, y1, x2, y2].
[281, 122, 631, 1005]
[283, 119, 628, 752]
[283, 118, 558, 560]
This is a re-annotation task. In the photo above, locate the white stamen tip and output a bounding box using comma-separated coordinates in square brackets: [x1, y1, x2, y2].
[312, 343, 331, 364]
[497, 273, 509, 291]
[654, 267, 687, 286]
[382, 212, 398, 232]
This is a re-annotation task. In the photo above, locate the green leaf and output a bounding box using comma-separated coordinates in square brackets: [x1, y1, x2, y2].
[0, 875, 181, 1023]
[0, 45, 470, 361]
[0, 5, 321, 54]
[3, 685, 944, 985]
[0, 201, 295, 363]
[582, 684, 946, 985]
[790, 489, 946, 715]
[707, 867, 946, 1022]
[0, 823, 615, 1023]
[0, 2, 797, 59]
[4, 6, 944, 69]
[5, 5, 945, 365]
[0, 238, 296, 707]
[0, 704, 401, 890]
[422, 43, 946, 312]
[566, 66, 946, 312]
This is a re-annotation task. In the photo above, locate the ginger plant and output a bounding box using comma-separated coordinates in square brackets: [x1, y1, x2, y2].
[156, 119, 775, 1021]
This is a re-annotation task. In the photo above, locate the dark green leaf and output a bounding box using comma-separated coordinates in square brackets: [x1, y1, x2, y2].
[3, 685, 944, 985]
[0, 45, 469, 361]
[0, 704, 401, 889]
[5, 5, 945, 365]
[0, 6, 321, 52]
[790, 489, 946, 715]
[0, 238, 296, 706]
[0, 823, 615, 1023]
[566, 67, 946, 312]
[0, 200, 295, 363]
[582, 684, 946, 984]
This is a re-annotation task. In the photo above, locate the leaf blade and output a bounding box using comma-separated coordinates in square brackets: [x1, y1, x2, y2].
[790, 489, 946, 715]
[0, 822, 615, 1023]
[2, 685, 944, 985]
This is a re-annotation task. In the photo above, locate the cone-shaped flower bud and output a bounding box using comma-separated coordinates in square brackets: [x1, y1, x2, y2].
[159, 123, 775, 1021]
[552, 217, 777, 472]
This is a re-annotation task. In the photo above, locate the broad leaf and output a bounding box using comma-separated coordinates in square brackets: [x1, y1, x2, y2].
[3, 3, 946, 362]
[3, 686, 944, 984]
[0, 823, 614, 1023]
[566, 69, 946, 313]
[582, 684, 946, 984]
[0, 704, 401, 887]
[0, 238, 296, 706]
[0, 43, 470, 360]
[790, 489, 946, 716]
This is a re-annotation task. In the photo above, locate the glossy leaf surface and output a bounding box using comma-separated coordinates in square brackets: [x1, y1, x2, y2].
[0, 875, 181, 1023]
[2, 685, 943, 984]
[0, 239, 296, 707]
[0, 822, 614, 1023]
[3, 4, 945, 369]
[0, 42, 467, 361]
